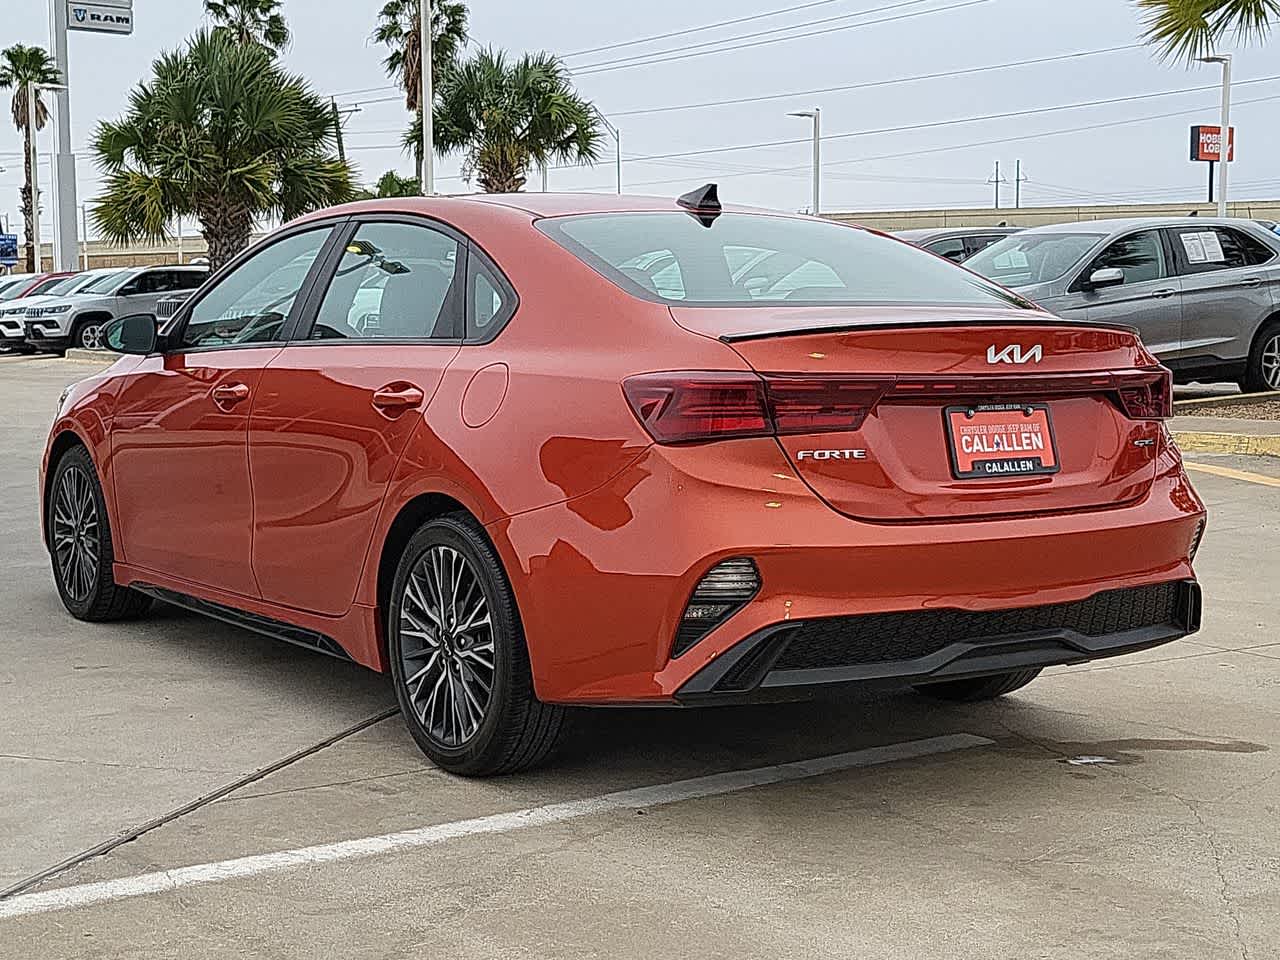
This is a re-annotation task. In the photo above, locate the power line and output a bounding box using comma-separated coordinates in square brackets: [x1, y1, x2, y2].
[609, 44, 1142, 118]
[564, 0, 876, 58]
[572, 0, 991, 76]
[571, 0, 933, 72]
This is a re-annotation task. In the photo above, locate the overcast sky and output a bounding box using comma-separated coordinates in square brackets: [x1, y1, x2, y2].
[2, 0, 1277, 241]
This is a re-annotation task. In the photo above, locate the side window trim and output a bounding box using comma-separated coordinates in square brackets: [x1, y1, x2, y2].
[290, 213, 468, 345]
[465, 240, 519, 343]
[165, 219, 347, 352]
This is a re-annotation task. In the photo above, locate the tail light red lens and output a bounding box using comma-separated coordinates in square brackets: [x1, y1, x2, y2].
[623, 372, 891, 444]
[1114, 368, 1173, 420]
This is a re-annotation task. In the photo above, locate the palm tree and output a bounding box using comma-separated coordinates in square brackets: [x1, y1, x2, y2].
[205, 0, 290, 54]
[0, 45, 61, 273]
[358, 170, 422, 199]
[373, 0, 468, 112]
[92, 31, 355, 270]
[1138, 0, 1278, 61]
[420, 48, 603, 193]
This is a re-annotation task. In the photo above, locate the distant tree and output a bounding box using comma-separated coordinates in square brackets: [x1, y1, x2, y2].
[205, 0, 290, 54]
[1137, 0, 1278, 61]
[374, 0, 468, 112]
[92, 31, 354, 270]
[413, 48, 602, 193]
[358, 170, 423, 199]
[0, 44, 61, 272]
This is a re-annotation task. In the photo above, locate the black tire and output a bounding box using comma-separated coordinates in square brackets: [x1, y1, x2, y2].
[913, 668, 1042, 703]
[1240, 320, 1280, 394]
[71, 317, 105, 352]
[388, 513, 565, 776]
[47, 445, 152, 622]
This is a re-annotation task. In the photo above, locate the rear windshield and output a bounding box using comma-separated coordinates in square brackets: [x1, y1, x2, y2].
[965, 232, 1105, 287]
[538, 212, 1032, 309]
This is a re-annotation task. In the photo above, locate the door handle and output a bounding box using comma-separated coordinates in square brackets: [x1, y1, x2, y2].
[211, 382, 251, 408]
[1242, 277, 1264, 287]
[1151, 288, 1177, 299]
[372, 383, 425, 411]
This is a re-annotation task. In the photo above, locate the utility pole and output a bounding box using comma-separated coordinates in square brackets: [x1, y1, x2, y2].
[1015, 160, 1028, 209]
[788, 108, 822, 215]
[1198, 54, 1233, 217]
[331, 98, 346, 163]
[988, 161, 1007, 210]
[420, 0, 434, 194]
[79, 203, 88, 269]
[594, 108, 622, 194]
[49, 0, 79, 272]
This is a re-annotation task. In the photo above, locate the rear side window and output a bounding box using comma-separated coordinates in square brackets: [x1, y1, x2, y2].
[540, 212, 1030, 308]
[1168, 226, 1276, 274]
[467, 256, 516, 341]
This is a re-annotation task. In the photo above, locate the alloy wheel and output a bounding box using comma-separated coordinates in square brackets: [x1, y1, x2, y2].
[1262, 333, 1280, 391]
[79, 323, 102, 350]
[52, 464, 100, 603]
[398, 545, 495, 748]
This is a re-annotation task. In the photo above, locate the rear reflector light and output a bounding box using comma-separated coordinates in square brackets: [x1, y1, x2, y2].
[1188, 518, 1206, 563]
[672, 558, 761, 658]
[623, 372, 891, 444]
[1114, 369, 1174, 420]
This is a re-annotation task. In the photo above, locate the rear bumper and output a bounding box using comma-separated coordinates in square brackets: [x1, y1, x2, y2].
[490, 435, 1206, 705]
[677, 579, 1201, 704]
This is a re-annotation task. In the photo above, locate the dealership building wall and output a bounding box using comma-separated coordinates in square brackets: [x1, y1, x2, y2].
[9, 198, 1280, 273]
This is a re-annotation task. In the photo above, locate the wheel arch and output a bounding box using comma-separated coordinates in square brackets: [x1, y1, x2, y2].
[1244, 311, 1280, 390]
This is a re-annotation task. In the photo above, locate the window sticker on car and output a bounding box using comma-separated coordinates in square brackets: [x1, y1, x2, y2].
[1181, 233, 1208, 263]
[1199, 231, 1225, 262]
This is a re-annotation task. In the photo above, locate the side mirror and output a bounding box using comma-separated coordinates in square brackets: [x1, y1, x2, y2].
[1087, 267, 1125, 290]
[103, 313, 159, 355]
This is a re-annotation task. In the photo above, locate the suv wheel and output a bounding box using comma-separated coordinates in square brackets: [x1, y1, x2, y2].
[1242, 321, 1280, 393]
[388, 514, 566, 776]
[75, 319, 104, 351]
[48, 445, 152, 621]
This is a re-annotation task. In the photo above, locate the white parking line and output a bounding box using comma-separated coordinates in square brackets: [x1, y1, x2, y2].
[0, 733, 991, 920]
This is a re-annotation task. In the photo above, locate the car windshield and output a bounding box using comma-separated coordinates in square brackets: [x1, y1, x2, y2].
[539, 212, 1032, 309]
[965, 232, 1105, 287]
[75, 270, 132, 295]
[0, 278, 27, 301]
[22, 275, 77, 299]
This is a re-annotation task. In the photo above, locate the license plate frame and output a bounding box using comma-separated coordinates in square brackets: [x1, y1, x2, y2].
[944, 402, 1061, 480]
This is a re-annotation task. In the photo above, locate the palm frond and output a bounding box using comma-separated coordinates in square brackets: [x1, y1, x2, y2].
[1138, 0, 1280, 62]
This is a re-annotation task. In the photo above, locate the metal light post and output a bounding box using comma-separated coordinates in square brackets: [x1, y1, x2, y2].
[420, 0, 434, 194]
[1199, 54, 1233, 218]
[788, 108, 821, 215]
[49, 0, 79, 272]
[28, 82, 69, 273]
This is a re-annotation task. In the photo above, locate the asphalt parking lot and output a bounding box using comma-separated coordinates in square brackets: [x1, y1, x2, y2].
[1, 354, 1277, 960]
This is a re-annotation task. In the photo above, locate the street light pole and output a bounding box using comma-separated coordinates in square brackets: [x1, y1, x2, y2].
[420, 0, 434, 194]
[27, 84, 40, 273]
[788, 108, 821, 215]
[49, 0, 78, 272]
[1199, 53, 1233, 218]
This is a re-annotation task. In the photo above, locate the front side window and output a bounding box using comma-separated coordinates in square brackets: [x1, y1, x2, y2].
[966, 233, 1105, 287]
[179, 228, 331, 349]
[924, 237, 967, 263]
[1079, 230, 1165, 287]
[541, 212, 1031, 308]
[1169, 226, 1276, 273]
[309, 221, 462, 341]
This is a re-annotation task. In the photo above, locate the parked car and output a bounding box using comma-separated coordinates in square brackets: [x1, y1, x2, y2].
[44, 192, 1205, 775]
[0, 270, 78, 301]
[896, 226, 1022, 263]
[0, 273, 36, 300]
[155, 291, 197, 323]
[0, 270, 111, 351]
[965, 217, 1280, 391]
[24, 264, 207, 352]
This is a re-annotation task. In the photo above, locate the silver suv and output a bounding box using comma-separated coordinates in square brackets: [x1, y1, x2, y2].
[24, 265, 207, 352]
[965, 217, 1280, 391]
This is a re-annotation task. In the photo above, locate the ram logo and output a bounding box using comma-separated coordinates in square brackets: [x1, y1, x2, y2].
[987, 343, 1043, 365]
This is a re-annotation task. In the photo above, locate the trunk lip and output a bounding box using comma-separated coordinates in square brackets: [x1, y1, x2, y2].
[718, 315, 1139, 344]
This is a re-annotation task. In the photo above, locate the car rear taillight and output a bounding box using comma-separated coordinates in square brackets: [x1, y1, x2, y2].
[623, 372, 891, 444]
[1114, 368, 1173, 420]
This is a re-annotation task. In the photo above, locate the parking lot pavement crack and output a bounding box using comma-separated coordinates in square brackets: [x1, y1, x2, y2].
[0, 706, 399, 903]
[1185, 798, 1252, 960]
[0, 752, 235, 776]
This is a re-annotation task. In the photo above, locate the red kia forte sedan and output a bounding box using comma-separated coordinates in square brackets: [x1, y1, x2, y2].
[41, 189, 1206, 775]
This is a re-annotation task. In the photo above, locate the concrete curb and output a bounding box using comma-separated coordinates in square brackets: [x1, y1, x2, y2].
[1173, 390, 1280, 411]
[62, 349, 117, 364]
[1173, 431, 1280, 459]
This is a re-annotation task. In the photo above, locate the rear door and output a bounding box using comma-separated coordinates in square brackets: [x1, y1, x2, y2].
[1071, 229, 1182, 360]
[1164, 224, 1278, 367]
[248, 216, 466, 616]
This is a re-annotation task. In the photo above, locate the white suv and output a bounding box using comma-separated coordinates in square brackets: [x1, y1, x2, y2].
[24, 265, 208, 352]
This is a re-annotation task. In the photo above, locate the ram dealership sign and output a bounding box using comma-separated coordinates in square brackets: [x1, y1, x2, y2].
[67, 0, 133, 35]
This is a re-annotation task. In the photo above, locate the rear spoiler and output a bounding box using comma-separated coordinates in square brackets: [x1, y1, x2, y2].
[719, 316, 1140, 344]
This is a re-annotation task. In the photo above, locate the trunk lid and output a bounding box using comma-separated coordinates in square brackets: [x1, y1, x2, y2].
[671, 306, 1165, 522]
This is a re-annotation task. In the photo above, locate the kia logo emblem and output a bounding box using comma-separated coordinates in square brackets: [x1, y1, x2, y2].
[987, 344, 1043, 365]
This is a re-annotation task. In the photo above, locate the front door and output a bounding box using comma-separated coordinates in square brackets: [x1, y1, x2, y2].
[1074, 229, 1182, 360]
[110, 226, 337, 598]
[249, 218, 466, 616]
